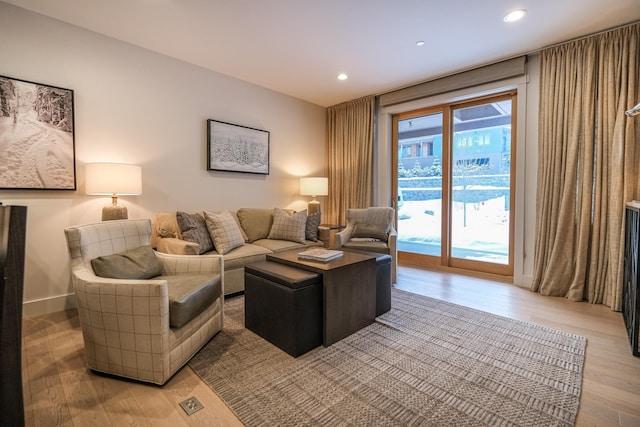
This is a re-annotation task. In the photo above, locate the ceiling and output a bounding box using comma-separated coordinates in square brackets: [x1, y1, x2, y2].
[4, 0, 640, 107]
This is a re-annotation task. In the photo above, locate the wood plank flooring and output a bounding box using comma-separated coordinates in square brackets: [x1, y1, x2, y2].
[22, 265, 640, 426]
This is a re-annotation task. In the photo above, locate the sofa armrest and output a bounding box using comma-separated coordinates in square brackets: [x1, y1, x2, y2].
[335, 226, 354, 247]
[155, 237, 199, 255]
[387, 229, 397, 254]
[155, 252, 223, 276]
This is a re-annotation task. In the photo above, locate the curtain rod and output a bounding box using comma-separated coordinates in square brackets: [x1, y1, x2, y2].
[531, 20, 640, 54]
[376, 20, 639, 99]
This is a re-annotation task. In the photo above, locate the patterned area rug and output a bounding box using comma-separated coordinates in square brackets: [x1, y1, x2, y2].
[189, 289, 586, 426]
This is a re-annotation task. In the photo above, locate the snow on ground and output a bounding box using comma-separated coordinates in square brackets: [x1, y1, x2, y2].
[397, 198, 509, 259]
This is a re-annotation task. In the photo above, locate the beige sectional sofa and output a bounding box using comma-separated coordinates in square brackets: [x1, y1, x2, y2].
[151, 207, 323, 295]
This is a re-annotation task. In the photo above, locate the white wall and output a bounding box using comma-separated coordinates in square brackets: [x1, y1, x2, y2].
[375, 56, 540, 288]
[0, 2, 326, 316]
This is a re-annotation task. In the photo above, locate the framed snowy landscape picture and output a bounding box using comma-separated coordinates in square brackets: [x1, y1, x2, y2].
[207, 119, 269, 175]
[0, 75, 76, 190]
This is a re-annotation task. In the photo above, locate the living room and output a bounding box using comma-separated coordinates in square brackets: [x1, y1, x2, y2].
[1, 1, 640, 426]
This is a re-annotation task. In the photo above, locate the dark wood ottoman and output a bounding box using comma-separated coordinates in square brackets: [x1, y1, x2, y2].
[372, 254, 392, 315]
[341, 249, 392, 316]
[244, 261, 322, 357]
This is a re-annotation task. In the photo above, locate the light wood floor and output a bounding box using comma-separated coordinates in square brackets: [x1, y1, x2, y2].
[22, 265, 640, 426]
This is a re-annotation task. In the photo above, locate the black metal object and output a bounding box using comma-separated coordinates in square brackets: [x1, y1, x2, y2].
[0, 205, 27, 426]
[623, 204, 640, 357]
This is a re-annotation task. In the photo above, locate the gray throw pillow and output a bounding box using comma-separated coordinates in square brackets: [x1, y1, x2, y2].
[352, 222, 390, 242]
[91, 245, 162, 279]
[176, 211, 214, 254]
[305, 211, 321, 241]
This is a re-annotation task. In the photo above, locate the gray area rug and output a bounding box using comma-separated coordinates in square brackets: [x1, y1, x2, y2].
[189, 289, 586, 426]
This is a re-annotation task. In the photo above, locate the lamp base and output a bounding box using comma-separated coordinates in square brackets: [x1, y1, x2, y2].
[307, 200, 321, 216]
[102, 205, 128, 221]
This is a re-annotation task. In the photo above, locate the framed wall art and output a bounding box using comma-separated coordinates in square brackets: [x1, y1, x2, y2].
[0, 75, 76, 190]
[207, 119, 269, 175]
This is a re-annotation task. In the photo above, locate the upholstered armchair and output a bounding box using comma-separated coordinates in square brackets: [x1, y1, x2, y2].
[335, 207, 397, 283]
[64, 219, 224, 385]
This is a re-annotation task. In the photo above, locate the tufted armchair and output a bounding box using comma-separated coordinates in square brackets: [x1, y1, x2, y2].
[64, 219, 223, 385]
[335, 207, 397, 283]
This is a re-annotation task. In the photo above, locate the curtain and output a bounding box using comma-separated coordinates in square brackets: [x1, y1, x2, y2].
[325, 96, 375, 225]
[532, 23, 640, 310]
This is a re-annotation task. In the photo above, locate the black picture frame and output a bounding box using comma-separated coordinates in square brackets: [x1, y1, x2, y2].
[207, 119, 269, 175]
[0, 75, 76, 190]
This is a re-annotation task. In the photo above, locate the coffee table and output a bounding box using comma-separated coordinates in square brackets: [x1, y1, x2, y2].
[266, 249, 377, 346]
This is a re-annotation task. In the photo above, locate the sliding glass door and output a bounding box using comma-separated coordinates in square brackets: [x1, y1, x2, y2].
[393, 92, 516, 276]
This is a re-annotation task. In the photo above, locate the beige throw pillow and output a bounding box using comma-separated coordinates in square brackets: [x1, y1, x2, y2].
[236, 208, 274, 242]
[268, 207, 307, 244]
[204, 210, 245, 254]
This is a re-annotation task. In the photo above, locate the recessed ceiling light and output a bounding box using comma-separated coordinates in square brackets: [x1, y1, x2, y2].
[503, 9, 527, 23]
[416, 40, 425, 47]
[337, 73, 348, 81]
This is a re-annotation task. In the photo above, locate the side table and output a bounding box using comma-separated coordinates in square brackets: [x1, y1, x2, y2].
[318, 224, 345, 249]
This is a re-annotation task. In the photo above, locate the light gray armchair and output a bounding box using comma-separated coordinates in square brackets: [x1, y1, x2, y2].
[64, 219, 223, 385]
[335, 207, 397, 283]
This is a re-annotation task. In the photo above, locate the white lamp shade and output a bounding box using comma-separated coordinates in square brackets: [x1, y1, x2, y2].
[300, 177, 328, 197]
[85, 163, 142, 195]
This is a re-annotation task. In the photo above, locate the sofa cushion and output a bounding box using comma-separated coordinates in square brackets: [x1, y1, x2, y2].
[91, 245, 163, 279]
[343, 240, 390, 253]
[268, 208, 307, 244]
[237, 208, 274, 242]
[352, 222, 390, 242]
[204, 210, 245, 255]
[252, 238, 311, 252]
[217, 243, 271, 270]
[158, 273, 222, 328]
[176, 211, 214, 254]
[305, 211, 321, 242]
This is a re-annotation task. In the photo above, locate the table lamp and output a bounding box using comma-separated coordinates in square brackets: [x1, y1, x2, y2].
[85, 163, 142, 220]
[300, 177, 328, 216]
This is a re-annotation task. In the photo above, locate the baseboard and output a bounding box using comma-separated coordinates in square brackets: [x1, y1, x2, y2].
[23, 293, 76, 318]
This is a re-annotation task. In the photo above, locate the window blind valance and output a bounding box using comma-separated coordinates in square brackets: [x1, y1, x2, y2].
[378, 56, 527, 107]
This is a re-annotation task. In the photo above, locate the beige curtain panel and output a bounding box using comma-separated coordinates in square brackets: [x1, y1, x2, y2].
[325, 96, 375, 226]
[532, 23, 640, 310]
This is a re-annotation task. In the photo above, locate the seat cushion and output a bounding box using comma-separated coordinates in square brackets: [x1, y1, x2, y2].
[158, 274, 223, 328]
[253, 238, 307, 252]
[210, 243, 271, 270]
[342, 240, 390, 254]
[91, 245, 162, 279]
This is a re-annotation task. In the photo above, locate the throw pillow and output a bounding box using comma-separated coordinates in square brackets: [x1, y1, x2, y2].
[305, 211, 321, 241]
[236, 208, 274, 242]
[176, 211, 214, 254]
[91, 245, 162, 279]
[154, 212, 179, 238]
[352, 222, 390, 242]
[204, 210, 245, 255]
[268, 207, 307, 244]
